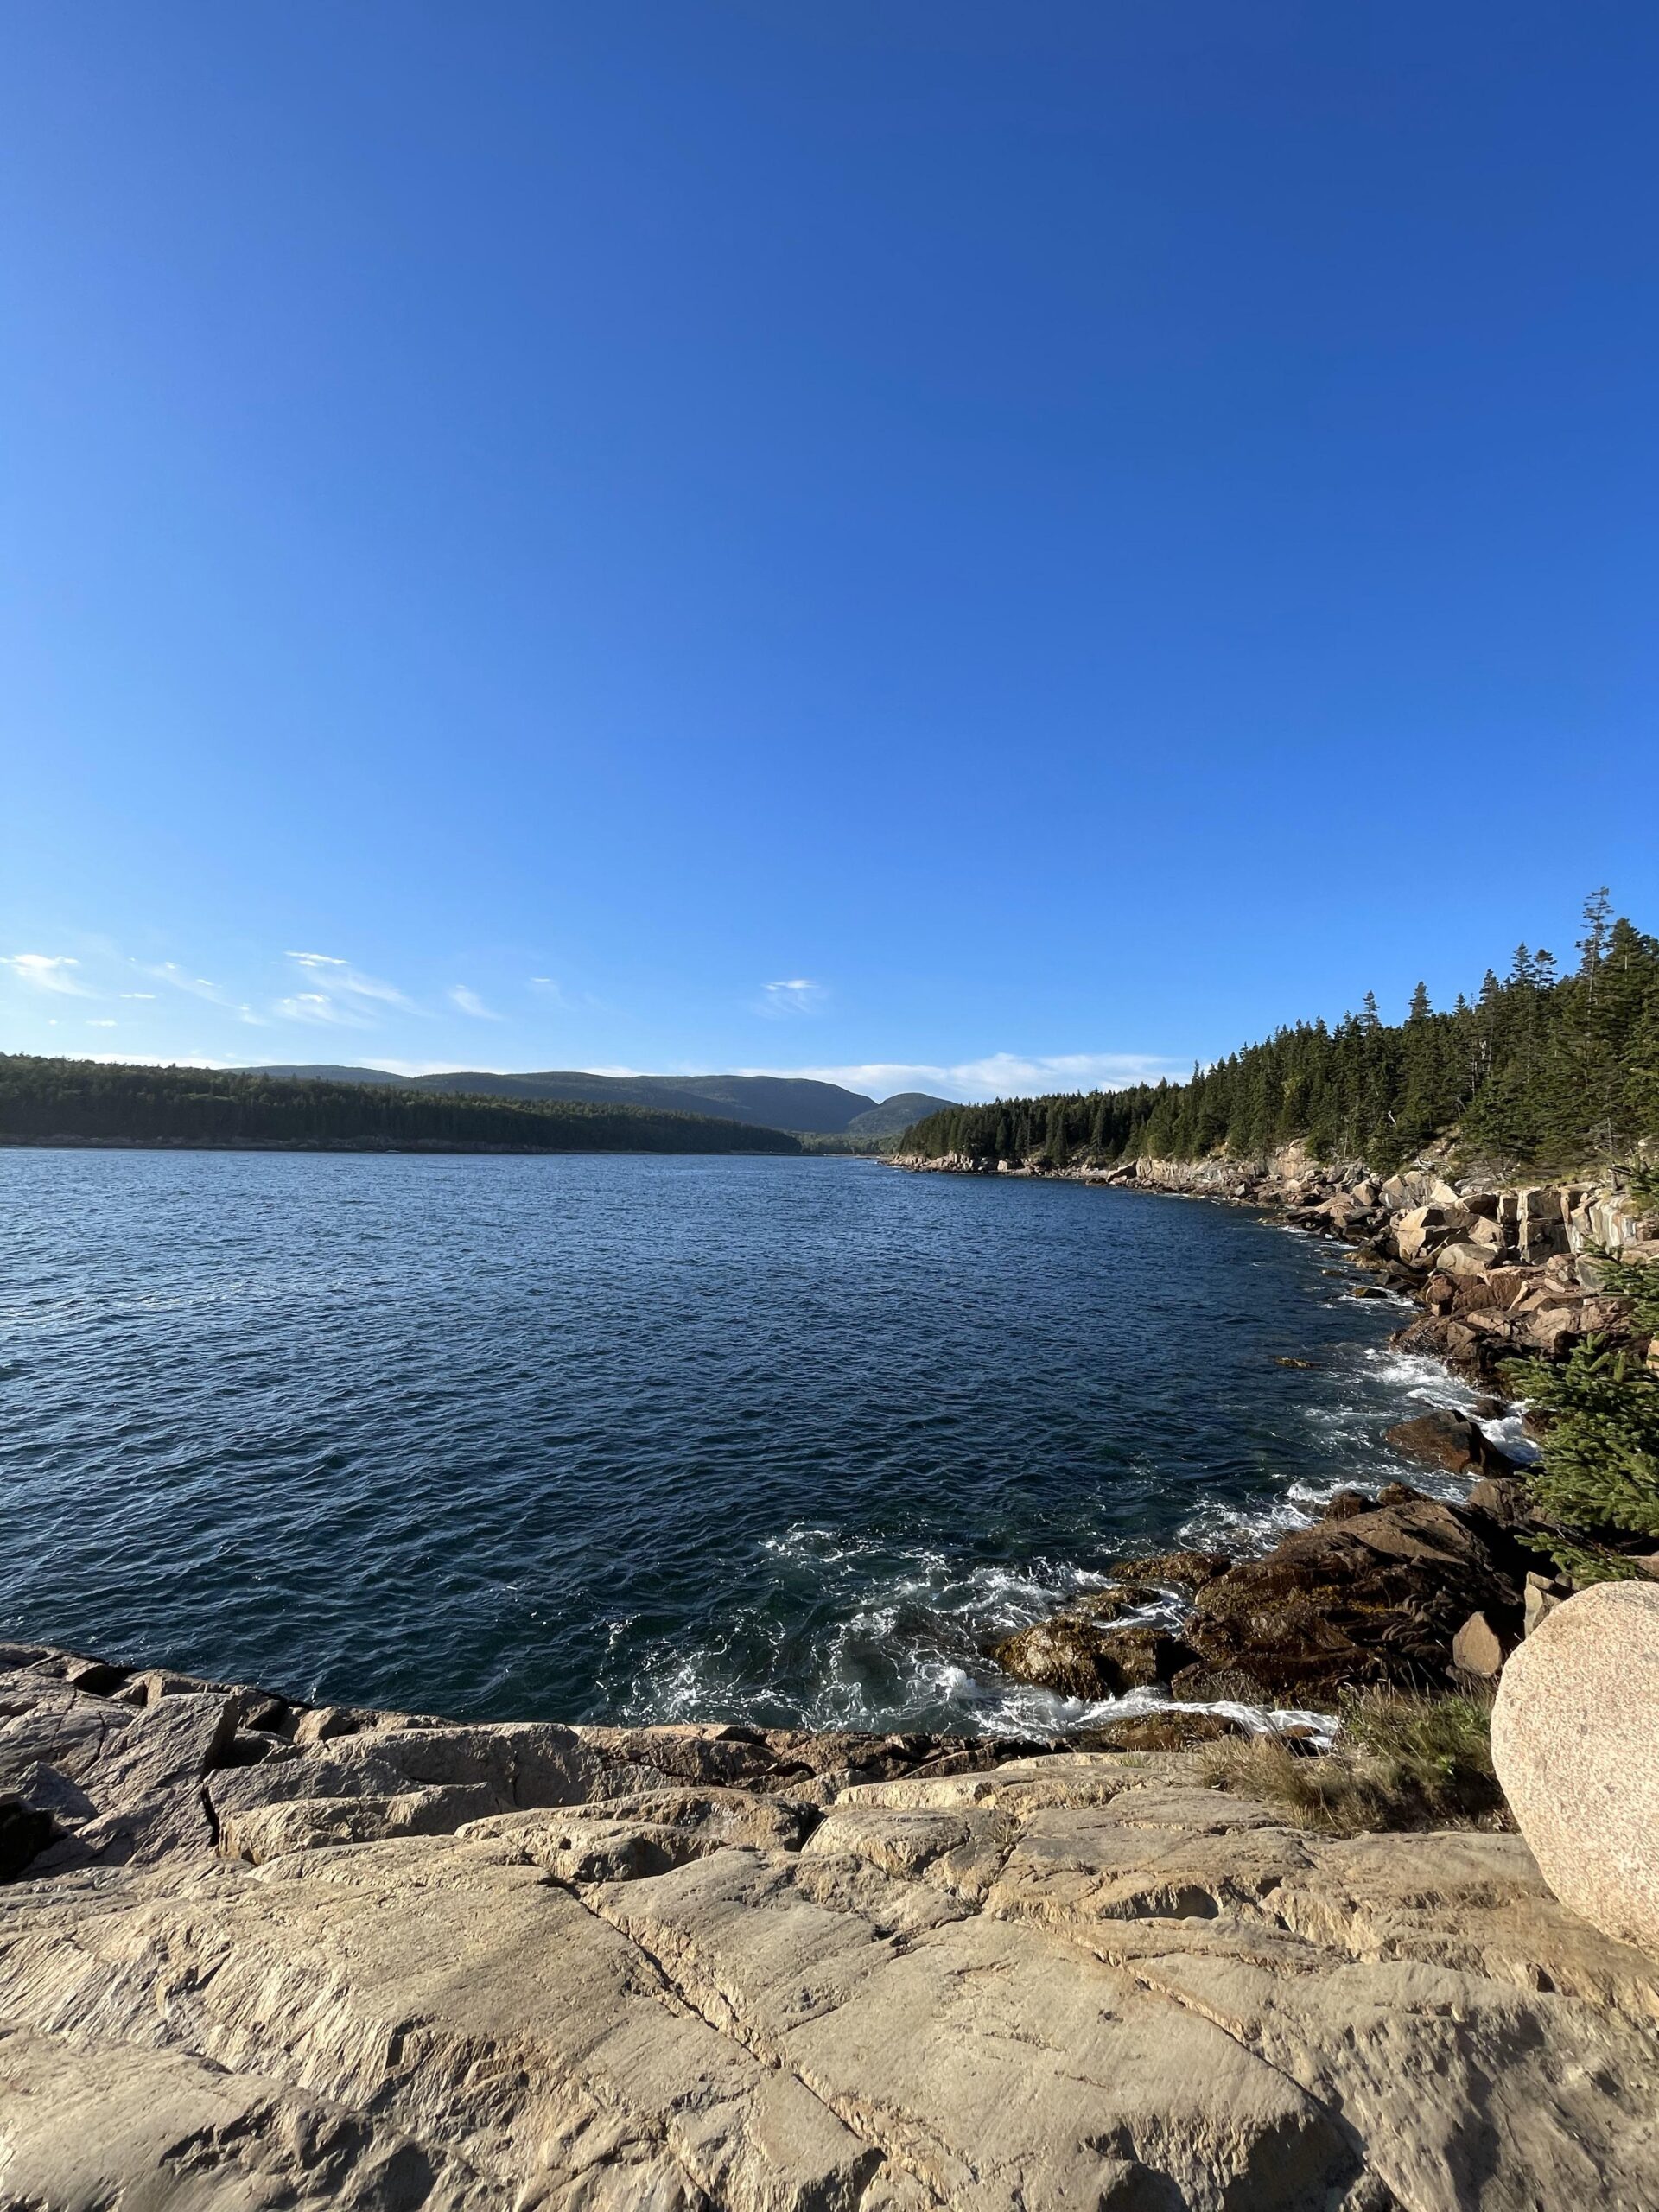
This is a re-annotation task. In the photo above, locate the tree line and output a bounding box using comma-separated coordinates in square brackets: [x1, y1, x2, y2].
[0, 1058, 803, 1155]
[902, 894, 1659, 1175]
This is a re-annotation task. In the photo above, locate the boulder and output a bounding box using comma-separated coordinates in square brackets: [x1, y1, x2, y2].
[1512, 1303, 1589, 1359]
[1071, 1582, 1161, 1622]
[1380, 1171, 1459, 1212]
[990, 1618, 1195, 1700]
[1491, 1582, 1659, 1956]
[1524, 1573, 1567, 1636]
[1452, 1611, 1505, 1679]
[34, 1692, 238, 1870]
[292, 1705, 371, 1745]
[1376, 1480, 1427, 1507]
[1395, 1217, 1446, 1264]
[1392, 1313, 1486, 1380]
[1088, 1626, 1196, 1688]
[1385, 1409, 1516, 1478]
[989, 1619, 1128, 1700]
[1516, 1189, 1570, 1264]
[1437, 1241, 1497, 1280]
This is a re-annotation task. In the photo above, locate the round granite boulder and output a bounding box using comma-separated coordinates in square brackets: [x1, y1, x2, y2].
[1491, 1581, 1659, 1956]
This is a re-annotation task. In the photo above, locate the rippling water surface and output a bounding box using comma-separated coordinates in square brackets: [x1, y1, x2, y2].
[0, 1149, 1495, 1730]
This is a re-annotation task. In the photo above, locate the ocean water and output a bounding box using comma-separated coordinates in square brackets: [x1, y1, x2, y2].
[0, 1149, 1503, 1732]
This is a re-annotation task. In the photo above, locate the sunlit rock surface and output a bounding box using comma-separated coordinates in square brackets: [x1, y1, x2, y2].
[3, 1643, 1657, 2210]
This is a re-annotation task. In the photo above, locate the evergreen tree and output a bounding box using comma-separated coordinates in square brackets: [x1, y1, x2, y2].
[897, 896, 1659, 1178]
[1509, 1213, 1659, 1580]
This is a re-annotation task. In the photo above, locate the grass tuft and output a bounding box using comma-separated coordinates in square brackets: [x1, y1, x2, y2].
[1202, 1691, 1509, 1834]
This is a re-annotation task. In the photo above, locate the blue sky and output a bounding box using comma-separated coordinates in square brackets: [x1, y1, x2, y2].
[4, 3, 1656, 1102]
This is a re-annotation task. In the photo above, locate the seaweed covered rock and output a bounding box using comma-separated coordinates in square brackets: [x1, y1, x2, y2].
[1170, 1493, 1532, 1706]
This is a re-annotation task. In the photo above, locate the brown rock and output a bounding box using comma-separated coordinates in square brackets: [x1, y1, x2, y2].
[1391, 1313, 1487, 1381]
[1452, 1611, 1505, 1679]
[990, 1619, 1195, 1700]
[1525, 1573, 1567, 1636]
[1385, 1409, 1516, 1477]
[1069, 1710, 1245, 1751]
[1175, 1495, 1529, 1704]
[991, 1619, 1131, 1700]
[1107, 1548, 1232, 1590]
[1090, 1627, 1198, 1688]
[1321, 1490, 1373, 1522]
[1071, 1583, 1161, 1622]
[1466, 1475, 1537, 1530]
[293, 1705, 370, 1746]
[1437, 1240, 1497, 1280]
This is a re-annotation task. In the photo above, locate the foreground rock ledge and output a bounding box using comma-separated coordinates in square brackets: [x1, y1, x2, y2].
[3, 1644, 1658, 2210]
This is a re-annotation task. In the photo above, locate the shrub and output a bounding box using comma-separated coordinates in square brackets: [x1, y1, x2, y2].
[1204, 1691, 1508, 1834]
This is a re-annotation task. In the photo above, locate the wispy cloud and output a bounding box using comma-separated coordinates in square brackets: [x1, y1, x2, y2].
[283, 953, 416, 1010]
[731, 1052, 1186, 1103]
[1, 953, 92, 996]
[274, 991, 365, 1028]
[448, 984, 501, 1020]
[120, 991, 156, 1001]
[757, 977, 824, 1018]
[948, 1052, 1181, 1096]
[137, 961, 266, 1025]
[266, 951, 417, 1031]
[87, 1018, 118, 1027]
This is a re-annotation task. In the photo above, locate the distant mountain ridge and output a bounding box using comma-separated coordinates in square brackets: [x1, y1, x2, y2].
[0, 1058, 804, 1156]
[242, 1065, 956, 1135]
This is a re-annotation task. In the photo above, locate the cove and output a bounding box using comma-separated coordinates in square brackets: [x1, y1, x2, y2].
[0, 1147, 1481, 1730]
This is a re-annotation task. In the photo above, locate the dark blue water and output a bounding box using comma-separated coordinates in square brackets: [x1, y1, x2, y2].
[0, 1150, 1495, 1730]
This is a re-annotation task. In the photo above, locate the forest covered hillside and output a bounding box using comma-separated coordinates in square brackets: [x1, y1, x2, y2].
[0, 1058, 802, 1154]
[902, 894, 1659, 1177]
[243, 1065, 954, 1135]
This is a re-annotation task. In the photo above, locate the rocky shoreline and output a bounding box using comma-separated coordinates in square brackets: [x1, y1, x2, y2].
[891, 1143, 1659, 1714]
[5, 1155, 1657, 2204]
[3, 1631, 1659, 2207]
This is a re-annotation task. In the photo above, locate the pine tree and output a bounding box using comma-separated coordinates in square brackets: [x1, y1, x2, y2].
[1510, 1243, 1659, 1580]
[1045, 1101, 1070, 1170]
[895, 896, 1658, 1174]
[1578, 888, 1613, 981]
